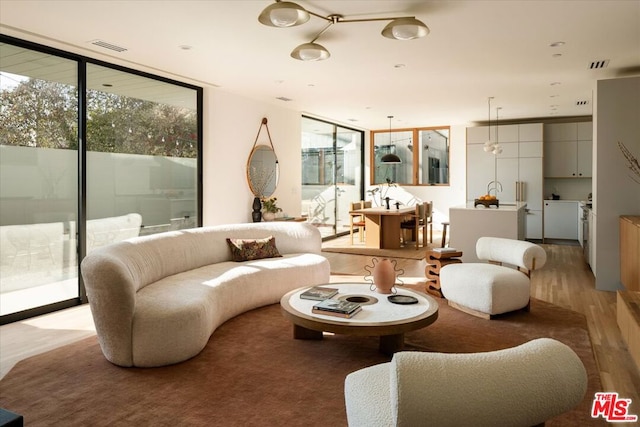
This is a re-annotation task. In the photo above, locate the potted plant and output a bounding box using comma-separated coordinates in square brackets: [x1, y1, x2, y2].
[261, 197, 282, 221]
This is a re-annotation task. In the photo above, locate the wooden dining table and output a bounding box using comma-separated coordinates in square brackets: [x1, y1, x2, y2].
[349, 206, 415, 249]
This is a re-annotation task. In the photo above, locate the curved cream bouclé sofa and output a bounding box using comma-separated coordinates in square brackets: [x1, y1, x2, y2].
[81, 222, 330, 367]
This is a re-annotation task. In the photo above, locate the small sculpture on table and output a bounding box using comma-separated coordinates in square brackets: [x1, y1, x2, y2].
[364, 257, 404, 294]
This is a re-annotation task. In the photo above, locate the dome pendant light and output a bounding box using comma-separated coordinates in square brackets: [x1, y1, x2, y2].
[290, 42, 330, 61]
[258, 1, 310, 27]
[381, 17, 430, 40]
[381, 115, 402, 163]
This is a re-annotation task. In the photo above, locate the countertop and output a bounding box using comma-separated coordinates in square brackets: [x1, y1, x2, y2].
[452, 202, 527, 211]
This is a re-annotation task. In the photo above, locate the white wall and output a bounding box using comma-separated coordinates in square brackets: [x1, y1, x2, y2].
[594, 76, 640, 291]
[203, 88, 301, 225]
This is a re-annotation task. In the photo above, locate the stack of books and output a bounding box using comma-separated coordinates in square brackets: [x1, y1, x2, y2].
[312, 299, 362, 318]
[299, 286, 339, 301]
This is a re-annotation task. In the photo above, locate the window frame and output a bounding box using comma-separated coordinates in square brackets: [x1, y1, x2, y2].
[370, 125, 450, 186]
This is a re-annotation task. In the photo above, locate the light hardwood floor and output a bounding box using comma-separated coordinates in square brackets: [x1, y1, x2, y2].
[1, 239, 639, 411]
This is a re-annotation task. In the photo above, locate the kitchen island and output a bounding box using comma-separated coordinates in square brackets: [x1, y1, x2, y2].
[449, 202, 527, 262]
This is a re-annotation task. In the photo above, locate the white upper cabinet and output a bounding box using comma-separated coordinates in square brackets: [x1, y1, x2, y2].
[496, 125, 519, 143]
[519, 123, 543, 142]
[544, 122, 593, 178]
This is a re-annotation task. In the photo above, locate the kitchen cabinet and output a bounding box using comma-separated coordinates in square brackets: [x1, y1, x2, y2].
[544, 122, 592, 178]
[466, 123, 543, 240]
[544, 200, 578, 240]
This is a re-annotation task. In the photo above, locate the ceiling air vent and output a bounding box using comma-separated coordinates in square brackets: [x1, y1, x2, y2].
[276, 96, 292, 102]
[576, 100, 589, 106]
[589, 60, 609, 69]
[89, 40, 128, 53]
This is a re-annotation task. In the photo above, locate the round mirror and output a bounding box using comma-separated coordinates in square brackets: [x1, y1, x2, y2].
[247, 144, 279, 198]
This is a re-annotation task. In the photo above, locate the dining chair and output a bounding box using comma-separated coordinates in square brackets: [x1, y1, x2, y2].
[400, 201, 432, 250]
[349, 200, 371, 244]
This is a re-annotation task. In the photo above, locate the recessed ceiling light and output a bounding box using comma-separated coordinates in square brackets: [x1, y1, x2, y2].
[550, 94, 559, 98]
[179, 45, 192, 50]
[552, 53, 562, 58]
[348, 119, 358, 122]
[549, 41, 565, 47]
[394, 64, 406, 68]
[307, 84, 315, 87]
[276, 96, 292, 102]
[550, 82, 561, 86]
[102, 83, 113, 87]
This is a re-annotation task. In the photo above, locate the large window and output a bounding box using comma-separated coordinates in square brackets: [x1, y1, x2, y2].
[371, 126, 450, 186]
[0, 36, 202, 323]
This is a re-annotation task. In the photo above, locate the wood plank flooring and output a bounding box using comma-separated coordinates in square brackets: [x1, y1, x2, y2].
[1, 239, 638, 412]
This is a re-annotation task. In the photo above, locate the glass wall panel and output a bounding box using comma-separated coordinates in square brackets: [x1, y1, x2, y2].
[302, 117, 363, 239]
[86, 64, 198, 241]
[0, 43, 79, 315]
[418, 128, 450, 185]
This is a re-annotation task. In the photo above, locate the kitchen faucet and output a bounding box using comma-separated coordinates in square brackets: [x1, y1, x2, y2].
[487, 180, 503, 196]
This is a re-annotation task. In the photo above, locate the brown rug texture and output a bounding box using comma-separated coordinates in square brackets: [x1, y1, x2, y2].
[0, 298, 604, 426]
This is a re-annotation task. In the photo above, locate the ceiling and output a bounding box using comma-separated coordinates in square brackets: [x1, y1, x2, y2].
[1, 0, 639, 130]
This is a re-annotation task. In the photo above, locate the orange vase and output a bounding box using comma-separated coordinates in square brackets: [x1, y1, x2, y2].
[373, 258, 396, 294]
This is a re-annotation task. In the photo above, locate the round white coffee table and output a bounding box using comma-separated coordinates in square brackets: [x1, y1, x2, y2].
[280, 283, 439, 354]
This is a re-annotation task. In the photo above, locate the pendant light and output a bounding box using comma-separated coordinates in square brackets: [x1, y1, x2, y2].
[492, 107, 503, 155]
[381, 115, 402, 163]
[483, 97, 494, 152]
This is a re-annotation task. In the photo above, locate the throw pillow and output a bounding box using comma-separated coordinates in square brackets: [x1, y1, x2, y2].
[226, 235, 283, 262]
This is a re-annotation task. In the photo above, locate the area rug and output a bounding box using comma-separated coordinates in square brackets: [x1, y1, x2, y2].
[321, 233, 441, 260]
[0, 298, 602, 426]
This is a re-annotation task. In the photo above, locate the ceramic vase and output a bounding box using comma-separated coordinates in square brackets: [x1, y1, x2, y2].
[373, 258, 396, 294]
[262, 211, 275, 222]
[252, 197, 262, 222]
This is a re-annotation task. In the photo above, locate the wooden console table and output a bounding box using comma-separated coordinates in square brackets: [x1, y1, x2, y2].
[425, 249, 463, 297]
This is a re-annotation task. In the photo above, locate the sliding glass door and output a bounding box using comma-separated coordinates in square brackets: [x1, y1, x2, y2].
[301, 116, 364, 239]
[0, 43, 79, 316]
[86, 64, 199, 243]
[0, 36, 202, 324]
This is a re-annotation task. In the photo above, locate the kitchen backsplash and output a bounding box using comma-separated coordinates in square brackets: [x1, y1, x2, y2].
[544, 178, 592, 201]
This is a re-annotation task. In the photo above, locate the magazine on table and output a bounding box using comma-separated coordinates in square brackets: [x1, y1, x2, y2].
[312, 305, 362, 319]
[299, 286, 339, 301]
[312, 299, 361, 314]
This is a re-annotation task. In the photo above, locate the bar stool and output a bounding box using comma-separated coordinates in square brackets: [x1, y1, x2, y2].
[440, 221, 449, 248]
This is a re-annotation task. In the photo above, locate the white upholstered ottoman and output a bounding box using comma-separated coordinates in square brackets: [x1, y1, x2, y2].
[440, 237, 546, 319]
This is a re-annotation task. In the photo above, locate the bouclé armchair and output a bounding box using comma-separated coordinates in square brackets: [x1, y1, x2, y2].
[344, 338, 587, 427]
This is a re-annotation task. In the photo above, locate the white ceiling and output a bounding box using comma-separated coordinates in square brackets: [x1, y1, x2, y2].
[1, 0, 639, 130]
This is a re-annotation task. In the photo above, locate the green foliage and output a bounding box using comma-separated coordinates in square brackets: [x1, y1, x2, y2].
[262, 197, 282, 213]
[0, 77, 197, 157]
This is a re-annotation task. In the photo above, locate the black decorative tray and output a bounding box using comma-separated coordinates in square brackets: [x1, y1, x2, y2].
[388, 295, 418, 305]
[474, 199, 499, 208]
